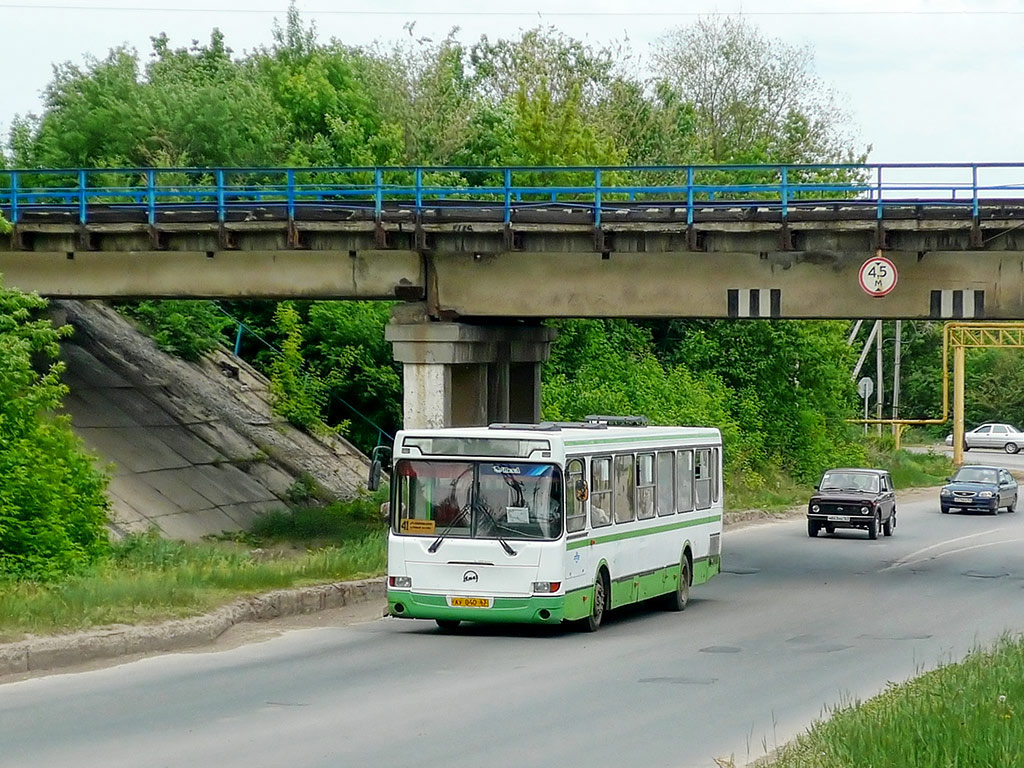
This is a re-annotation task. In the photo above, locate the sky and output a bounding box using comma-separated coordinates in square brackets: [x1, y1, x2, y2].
[2, 0, 1023, 167]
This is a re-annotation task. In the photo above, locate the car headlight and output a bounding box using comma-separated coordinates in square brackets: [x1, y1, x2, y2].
[979, 491, 994, 498]
[860, 506, 870, 515]
[941, 488, 951, 496]
[811, 504, 820, 513]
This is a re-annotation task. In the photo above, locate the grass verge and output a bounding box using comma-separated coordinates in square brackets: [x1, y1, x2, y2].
[0, 508, 386, 643]
[750, 634, 1024, 768]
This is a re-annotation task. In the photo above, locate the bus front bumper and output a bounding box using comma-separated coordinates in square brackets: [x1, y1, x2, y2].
[387, 590, 566, 625]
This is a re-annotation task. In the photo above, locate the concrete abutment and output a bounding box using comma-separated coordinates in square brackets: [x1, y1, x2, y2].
[385, 304, 554, 429]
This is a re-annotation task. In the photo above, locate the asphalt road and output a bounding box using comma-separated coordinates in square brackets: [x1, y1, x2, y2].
[3, 489, 1024, 768]
[927, 443, 1024, 473]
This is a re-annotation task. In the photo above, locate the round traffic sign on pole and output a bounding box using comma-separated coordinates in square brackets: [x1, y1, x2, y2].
[859, 255, 898, 297]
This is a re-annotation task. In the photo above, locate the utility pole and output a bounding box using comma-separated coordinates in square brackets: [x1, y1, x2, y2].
[875, 320, 884, 437]
[892, 320, 902, 440]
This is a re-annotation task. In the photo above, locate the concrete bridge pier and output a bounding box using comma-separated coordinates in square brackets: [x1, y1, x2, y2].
[385, 305, 555, 429]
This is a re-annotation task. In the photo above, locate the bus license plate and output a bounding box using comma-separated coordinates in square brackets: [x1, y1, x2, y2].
[827, 515, 849, 522]
[449, 596, 492, 608]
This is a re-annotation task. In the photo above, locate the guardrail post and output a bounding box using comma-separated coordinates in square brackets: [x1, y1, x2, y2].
[374, 168, 383, 220]
[216, 169, 226, 224]
[876, 166, 884, 220]
[78, 169, 87, 225]
[10, 171, 18, 224]
[503, 168, 512, 225]
[780, 166, 789, 220]
[971, 164, 979, 219]
[147, 169, 156, 227]
[686, 166, 694, 226]
[414, 167, 423, 212]
[286, 169, 296, 223]
[594, 168, 602, 227]
[234, 323, 244, 356]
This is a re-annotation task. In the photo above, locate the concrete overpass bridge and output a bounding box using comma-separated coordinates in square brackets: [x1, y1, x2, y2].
[3, 162, 1024, 428]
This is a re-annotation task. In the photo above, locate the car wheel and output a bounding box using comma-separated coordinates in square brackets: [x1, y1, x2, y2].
[1009, 495, 1018, 513]
[883, 509, 896, 536]
[825, 524, 835, 535]
[868, 514, 879, 540]
[990, 504, 999, 516]
[1006, 443, 1020, 454]
[807, 520, 820, 537]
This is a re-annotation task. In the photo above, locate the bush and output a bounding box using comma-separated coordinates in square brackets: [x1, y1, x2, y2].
[118, 300, 232, 361]
[0, 282, 110, 579]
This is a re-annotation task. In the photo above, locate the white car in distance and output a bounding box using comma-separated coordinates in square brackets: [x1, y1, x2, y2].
[945, 423, 1024, 454]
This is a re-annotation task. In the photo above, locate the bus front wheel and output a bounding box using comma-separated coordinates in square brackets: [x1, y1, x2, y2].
[583, 571, 608, 632]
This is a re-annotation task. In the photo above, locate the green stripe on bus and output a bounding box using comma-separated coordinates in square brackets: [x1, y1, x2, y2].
[564, 433, 719, 447]
[565, 514, 721, 550]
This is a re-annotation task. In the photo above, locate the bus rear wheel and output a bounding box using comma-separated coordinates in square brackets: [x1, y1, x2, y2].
[435, 619, 461, 631]
[582, 572, 608, 632]
[665, 557, 691, 612]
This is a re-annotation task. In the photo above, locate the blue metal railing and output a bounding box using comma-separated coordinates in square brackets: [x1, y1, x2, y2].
[2, 163, 1024, 226]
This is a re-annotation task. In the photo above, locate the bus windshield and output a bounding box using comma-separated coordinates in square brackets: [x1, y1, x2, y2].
[394, 460, 563, 541]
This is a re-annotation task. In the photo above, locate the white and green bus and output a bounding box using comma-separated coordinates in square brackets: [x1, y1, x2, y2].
[371, 416, 723, 631]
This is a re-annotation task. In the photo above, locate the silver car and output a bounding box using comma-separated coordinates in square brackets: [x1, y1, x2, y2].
[945, 423, 1024, 454]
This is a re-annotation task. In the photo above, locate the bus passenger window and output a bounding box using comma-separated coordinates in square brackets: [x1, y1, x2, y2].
[657, 451, 675, 516]
[637, 453, 656, 520]
[712, 448, 720, 503]
[591, 457, 612, 528]
[676, 450, 694, 512]
[614, 454, 636, 523]
[566, 459, 586, 533]
[695, 448, 712, 510]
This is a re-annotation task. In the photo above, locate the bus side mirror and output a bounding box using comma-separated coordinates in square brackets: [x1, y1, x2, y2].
[368, 460, 382, 491]
[367, 444, 392, 492]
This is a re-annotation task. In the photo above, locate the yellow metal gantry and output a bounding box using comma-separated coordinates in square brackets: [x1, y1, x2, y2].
[853, 321, 1024, 465]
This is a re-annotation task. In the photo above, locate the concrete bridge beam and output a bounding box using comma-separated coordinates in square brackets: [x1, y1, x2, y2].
[385, 305, 555, 429]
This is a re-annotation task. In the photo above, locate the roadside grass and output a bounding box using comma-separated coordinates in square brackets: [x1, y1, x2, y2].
[0, 499, 387, 642]
[868, 443, 952, 488]
[751, 634, 1024, 768]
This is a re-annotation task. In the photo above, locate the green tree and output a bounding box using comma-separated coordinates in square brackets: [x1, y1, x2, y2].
[651, 16, 867, 164]
[0, 282, 110, 579]
[267, 302, 328, 433]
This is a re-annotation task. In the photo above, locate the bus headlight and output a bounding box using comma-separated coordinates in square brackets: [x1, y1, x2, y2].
[532, 581, 561, 594]
[389, 576, 412, 588]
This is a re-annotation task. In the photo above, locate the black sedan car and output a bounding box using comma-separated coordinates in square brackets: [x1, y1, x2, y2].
[940, 465, 1018, 515]
[807, 468, 896, 540]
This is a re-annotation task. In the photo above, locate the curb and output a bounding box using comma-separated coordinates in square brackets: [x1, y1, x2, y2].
[0, 577, 385, 680]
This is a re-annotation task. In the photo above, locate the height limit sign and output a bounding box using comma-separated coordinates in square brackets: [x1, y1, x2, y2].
[859, 255, 898, 297]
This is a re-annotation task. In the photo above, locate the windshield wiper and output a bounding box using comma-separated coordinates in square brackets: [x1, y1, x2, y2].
[475, 500, 518, 557]
[427, 502, 471, 553]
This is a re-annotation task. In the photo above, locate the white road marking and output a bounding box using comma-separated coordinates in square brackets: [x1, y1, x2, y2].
[882, 532, 1024, 571]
